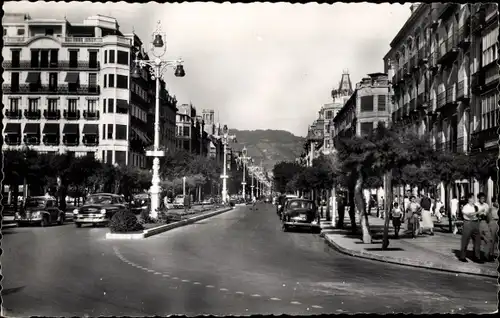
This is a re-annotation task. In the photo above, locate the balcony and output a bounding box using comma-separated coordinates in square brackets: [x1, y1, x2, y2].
[64, 110, 80, 120]
[4, 135, 21, 146]
[445, 85, 457, 106]
[437, 91, 446, 110]
[63, 135, 80, 147]
[403, 103, 410, 117]
[24, 109, 41, 120]
[398, 68, 404, 83]
[456, 80, 469, 101]
[5, 109, 22, 119]
[82, 135, 99, 147]
[403, 62, 411, 78]
[470, 126, 499, 151]
[2, 84, 100, 95]
[429, 52, 440, 72]
[417, 93, 429, 110]
[439, 3, 460, 20]
[43, 109, 61, 120]
[23, 135, 41, 146]
[411, 54, 419, 71]
[3, 35, 131, 47]
[456, 24, 471, 49]
[2, 60, 100, 71]
[83, 110, 100, 120]
[471, 71, 484, 94]
[456, 136, 468, 153]
[42, 135, 60, 146]
[418, 47, 428, 64]
[471, 8, 485, 34]
[438, 34, 459, 65]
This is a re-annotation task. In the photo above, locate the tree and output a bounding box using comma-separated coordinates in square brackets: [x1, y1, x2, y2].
[272, 161, 303, 193]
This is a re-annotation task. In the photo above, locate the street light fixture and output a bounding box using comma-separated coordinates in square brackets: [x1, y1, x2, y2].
[237, 147, 251, 201]
[131, 20, 186, 220]
[217, 125, 237, 204]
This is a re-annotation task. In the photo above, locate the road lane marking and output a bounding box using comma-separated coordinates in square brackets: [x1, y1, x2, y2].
[162, 274, 170, 278]
[182, 279, 190, 283]
[147, 269, 155, 273]
[193, 282, 201, 285]
[235, 291, 244, 295]
[219, 288, 229, 291]
[206, 285, 215, 288]
[172, 277, 179, 280]
[270, 297, 281, 301]
[251, 294, 261, 297]
[311, 305, 323, 309]
[154, 272, 162, 275]
[291, 301, 302, 305]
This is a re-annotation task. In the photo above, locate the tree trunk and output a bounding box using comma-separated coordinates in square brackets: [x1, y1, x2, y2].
[382, 171, 393, 249]
[354, 169, 372, 243]
[326, 187, 331, 221]
[445, 181, 452, 233]
[348, 187, 356, 232]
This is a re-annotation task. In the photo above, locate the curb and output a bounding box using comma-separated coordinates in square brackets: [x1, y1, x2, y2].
[2, 223, 18, 229]
[320, 231, 498, 278]
[106, 207, 234, 240]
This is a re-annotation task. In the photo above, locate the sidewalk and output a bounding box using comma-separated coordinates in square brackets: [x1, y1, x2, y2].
[321, 214, 498, 278]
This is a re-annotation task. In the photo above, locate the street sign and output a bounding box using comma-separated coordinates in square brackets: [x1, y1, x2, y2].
[146, 150, 165, 157]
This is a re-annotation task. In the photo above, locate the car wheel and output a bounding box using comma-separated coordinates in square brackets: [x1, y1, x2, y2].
[57, 214, 65, 225]
[282, 223, 288, 232]
[75, 223, 82, 228]
[40, 216, 48, 227]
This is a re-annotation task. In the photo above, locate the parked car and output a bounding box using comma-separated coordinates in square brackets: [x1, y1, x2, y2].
[130, 193, 150, 214]
[173, 195, 185, 209]
[277, 194, 298, 219]
[281, 198, 321, 233]
[201, 197, 215, 205]
[73, 193, 127, 228]
[15, 196, 65, 227]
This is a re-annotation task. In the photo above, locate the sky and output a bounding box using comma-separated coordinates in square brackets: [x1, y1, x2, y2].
[3, 1, 413, 137]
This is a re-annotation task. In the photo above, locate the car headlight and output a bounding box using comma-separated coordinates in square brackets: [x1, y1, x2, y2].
[15, 212, 20, 218]
[100, 209, 106, 215]
[73, 209, 79, 215]
[32, 211, 41, 218]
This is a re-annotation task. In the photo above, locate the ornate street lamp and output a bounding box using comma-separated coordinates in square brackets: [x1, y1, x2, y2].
[131, 21, 186, 220]
[216, 125, 237, 204]
[237, 147, 251, 201]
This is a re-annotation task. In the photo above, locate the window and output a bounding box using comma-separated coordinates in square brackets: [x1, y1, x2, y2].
[87, 99, 97, 112]
[31, 50, 39, 68]
[481, 92, 499, 130]
[9, 98, 19, 111]
[115, 151, 127, 166]
[68, 99, 78, 112]
[11, 50, 20, 67]
[89, 73, 97, 88]
[109, 50, 115, 63]
[11, 72, 19, 90]
[89, 51, 98, 68]
[17, 28, 25, 35]
[28, 99, 39, 112]
[106, 150, 112, 164]
[108, 99, 114, 113]
[115, 125, 127, 140]
[377, 95, 386, 111]
[48, 99, 58, 111]
[104, 50, 108, 64]
[49, 73, 58, 91]
[360, 96, 374, 112]
[108, 74, 115, 87]
[116, 75, 128, 89]
[107, 124, 114, 139]
[325, 111, 333, 119]
[482, 27, 498, 66]
[50, 49, 58, 67]
[45, 28, 54, 36]
[183, 126, 190, 137]
[104, 74, 107, 88]
[360, 122, 373, 136]
[69, 50, 78, 68]
[102, 124, 106, 140]
[117, 51, 128, 65]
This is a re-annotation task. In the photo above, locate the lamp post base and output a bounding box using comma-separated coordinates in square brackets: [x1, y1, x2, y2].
[149, 157, 162, 220]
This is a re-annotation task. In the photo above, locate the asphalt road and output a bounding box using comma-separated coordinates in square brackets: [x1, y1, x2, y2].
[1, 203, 497, 316]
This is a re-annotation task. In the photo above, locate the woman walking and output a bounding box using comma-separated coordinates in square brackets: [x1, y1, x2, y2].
[459, 194, 482, 263]
[391, 202, 403, 238]
[488, 197, 499, 261]
[477, 193, 493, 262]
[405, 196, 422, 238]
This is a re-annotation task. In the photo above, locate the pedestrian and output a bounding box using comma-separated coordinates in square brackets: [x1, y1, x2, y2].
[252, 195, 257, 210]
[391, 202, 403, 238]
[476, 192, 493, 262]
[403, 193, 410, 212]
[451, 196, 459, 234]
[419, 192, 434, 236]
[405, 196, 421, 238]
[434, 198, 443, 223]
[488, 197, 499, 262]
[183, 194, 189, 213]
[459, 193, 482, 263]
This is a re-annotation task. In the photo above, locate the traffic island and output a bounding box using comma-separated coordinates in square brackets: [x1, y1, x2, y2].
[105, 206, 234, 240]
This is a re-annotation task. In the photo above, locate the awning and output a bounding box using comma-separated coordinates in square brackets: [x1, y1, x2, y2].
[63, 123, 79, 135]
[82, 124, 99, 135]
[4, 123, 21, 135]
[65, 72, 80, 83]
[132, 127, 151, 143]
[116, 99, 129, 110]
[23, 123, 40, 134]
[43, 123, 60, 135]
[25, 72, 41, 83]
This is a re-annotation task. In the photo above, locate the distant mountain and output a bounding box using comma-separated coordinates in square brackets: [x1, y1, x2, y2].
[229, 129, 305, 171]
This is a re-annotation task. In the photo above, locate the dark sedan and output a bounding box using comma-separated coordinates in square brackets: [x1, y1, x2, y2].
[281, 198, 321, 233]
[73, 193, 127, 228]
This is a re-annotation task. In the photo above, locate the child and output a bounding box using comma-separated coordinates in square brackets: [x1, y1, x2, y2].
[391, 202, 403, 238]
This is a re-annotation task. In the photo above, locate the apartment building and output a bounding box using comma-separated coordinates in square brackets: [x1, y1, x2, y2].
[2, 13, 178, 169]
[332, 73, 393, 141]
[383, 3, 498, 202]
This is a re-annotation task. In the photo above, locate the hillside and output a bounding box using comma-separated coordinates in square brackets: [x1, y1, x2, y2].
[229, 129, 305, 171]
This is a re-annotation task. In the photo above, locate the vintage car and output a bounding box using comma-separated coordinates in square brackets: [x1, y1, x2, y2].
[173, 195, 186, 209]
[201, 197, 215, 205]
[281, 198, 321, 233]
[15, 196, 65, 227]
[73, 193, 127, 227]
[277, 194, 298, 219]
[130, 193, 150, 214]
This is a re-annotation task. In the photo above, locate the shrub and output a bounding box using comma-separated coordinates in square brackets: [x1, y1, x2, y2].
[109, 210, 144, 233]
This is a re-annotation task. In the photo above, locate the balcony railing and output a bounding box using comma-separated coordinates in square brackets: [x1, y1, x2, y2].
[63, 135, 80, 147]
[411, 54, 418, 70]
[23, 135, 41, 146]
[2, 84, 100, 95]
[43, 109, 61, 120]
[438, 34, 459, 63]
[417, 93, 429, 109]
[5, 109, 22, 119]
[470, 126, 499, 151]
[2, 60, 100, 70]
[24, 109, 41, 120]
[4, 135, 22, 146]
[3, 35, 131, 46]
[471, 9, 485, 34]
[64, 110, 80, 120]
[446, 85, 456, 104]
[456, 24, 471, 47]
[429, 52, 439, 70]
[456, 80, 469, 100]
[437, 91, 446, 108]
[83, 110, 100, 120]
[42, 135, 60, 146]
[82, 135, 99, 147]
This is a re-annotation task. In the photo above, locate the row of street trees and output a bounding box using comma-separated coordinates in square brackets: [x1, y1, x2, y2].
[273, 123, 497, 248]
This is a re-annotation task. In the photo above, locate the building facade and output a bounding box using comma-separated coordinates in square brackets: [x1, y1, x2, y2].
[2, 13, 178, 169]
[383, 3, 498, 203]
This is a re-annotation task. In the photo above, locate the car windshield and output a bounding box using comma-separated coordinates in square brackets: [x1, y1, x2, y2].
[87, 195, 113, 205]
[25, 198, 46, 208]
[175, 195, 184, 200]
[288, 200, 313, 210]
